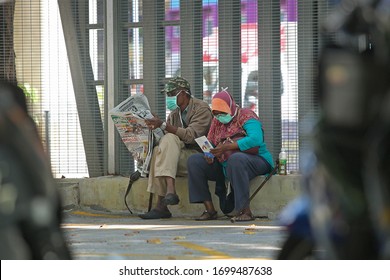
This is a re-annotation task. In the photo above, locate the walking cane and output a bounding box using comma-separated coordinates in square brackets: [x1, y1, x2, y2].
[124, 170, 154, 214]
[124, 170, 141, 214]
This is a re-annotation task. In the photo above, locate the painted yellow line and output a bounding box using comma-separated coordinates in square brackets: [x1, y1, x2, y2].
[175, 241, 231, 259]
[71, 210, 126, 218]
[73, 252, 206, 260]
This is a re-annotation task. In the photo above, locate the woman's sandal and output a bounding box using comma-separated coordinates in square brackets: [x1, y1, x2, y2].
[230, 212, 255, 223]
[195, 210, 218, 221]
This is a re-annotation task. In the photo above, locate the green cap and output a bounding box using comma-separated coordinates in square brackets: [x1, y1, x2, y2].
[161, 76, 191, 94]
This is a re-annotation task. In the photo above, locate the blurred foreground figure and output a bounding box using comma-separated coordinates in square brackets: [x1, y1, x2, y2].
[278, 0, 390, 259]
[0, 81, 71, 259]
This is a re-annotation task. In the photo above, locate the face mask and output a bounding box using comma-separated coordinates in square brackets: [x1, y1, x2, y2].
[166, 91, 181, 111]
[216, 113, 233, 124]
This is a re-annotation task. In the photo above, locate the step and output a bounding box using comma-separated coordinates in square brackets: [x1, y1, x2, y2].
[57, 174, 301, 218]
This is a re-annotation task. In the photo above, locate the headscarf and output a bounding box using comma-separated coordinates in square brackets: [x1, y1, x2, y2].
[207, 89, 259, 146]
[211, 89, 238, 116]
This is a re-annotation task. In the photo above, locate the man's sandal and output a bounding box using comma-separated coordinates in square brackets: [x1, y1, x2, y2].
[195, 210, 218, 221]
[139, 208, 172, 219]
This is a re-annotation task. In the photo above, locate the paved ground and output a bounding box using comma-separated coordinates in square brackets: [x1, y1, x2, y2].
[62, 210, 287, 260]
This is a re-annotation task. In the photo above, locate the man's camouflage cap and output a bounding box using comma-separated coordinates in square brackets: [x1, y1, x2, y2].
[161, 76, 191, 94]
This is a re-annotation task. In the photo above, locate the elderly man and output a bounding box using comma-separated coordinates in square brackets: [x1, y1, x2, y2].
[139, 77, 212, 219]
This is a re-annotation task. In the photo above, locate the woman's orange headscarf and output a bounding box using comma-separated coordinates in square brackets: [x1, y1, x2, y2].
[207, 90, 259, 146]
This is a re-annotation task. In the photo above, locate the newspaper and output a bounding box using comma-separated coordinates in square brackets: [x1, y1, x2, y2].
[195, 136, 214, 158]
[109, 93, 164, 176]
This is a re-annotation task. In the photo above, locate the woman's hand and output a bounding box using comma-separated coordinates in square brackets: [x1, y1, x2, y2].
[211, 142, 238, 157]
[210, 143, 227, 158]
[204, 155, 214, 165]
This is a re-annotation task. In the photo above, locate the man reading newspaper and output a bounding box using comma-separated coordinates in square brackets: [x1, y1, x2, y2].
[110, 93, 164, 177]
[139, 77, 212, 219]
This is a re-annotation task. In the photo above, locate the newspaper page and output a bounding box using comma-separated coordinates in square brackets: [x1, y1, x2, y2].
[195, 136, 214, 158]
[109, 93, 164, 175]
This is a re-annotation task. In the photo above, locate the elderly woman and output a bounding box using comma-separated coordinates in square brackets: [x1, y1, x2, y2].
[187, 90, 274, 221]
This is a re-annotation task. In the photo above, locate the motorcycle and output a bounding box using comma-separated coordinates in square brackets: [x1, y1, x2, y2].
[277, 0, 390, 259]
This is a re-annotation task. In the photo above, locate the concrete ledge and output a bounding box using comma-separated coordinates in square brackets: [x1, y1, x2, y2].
[57, 174, 302, 218]
[57, 179, 80, 210]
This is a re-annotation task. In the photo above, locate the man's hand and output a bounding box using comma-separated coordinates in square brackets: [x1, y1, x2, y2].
[145, 117, 163, 130]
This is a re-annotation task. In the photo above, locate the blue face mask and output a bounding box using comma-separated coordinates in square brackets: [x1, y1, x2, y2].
[166, 91, 180, 111]
[215, 113, 233, 124]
